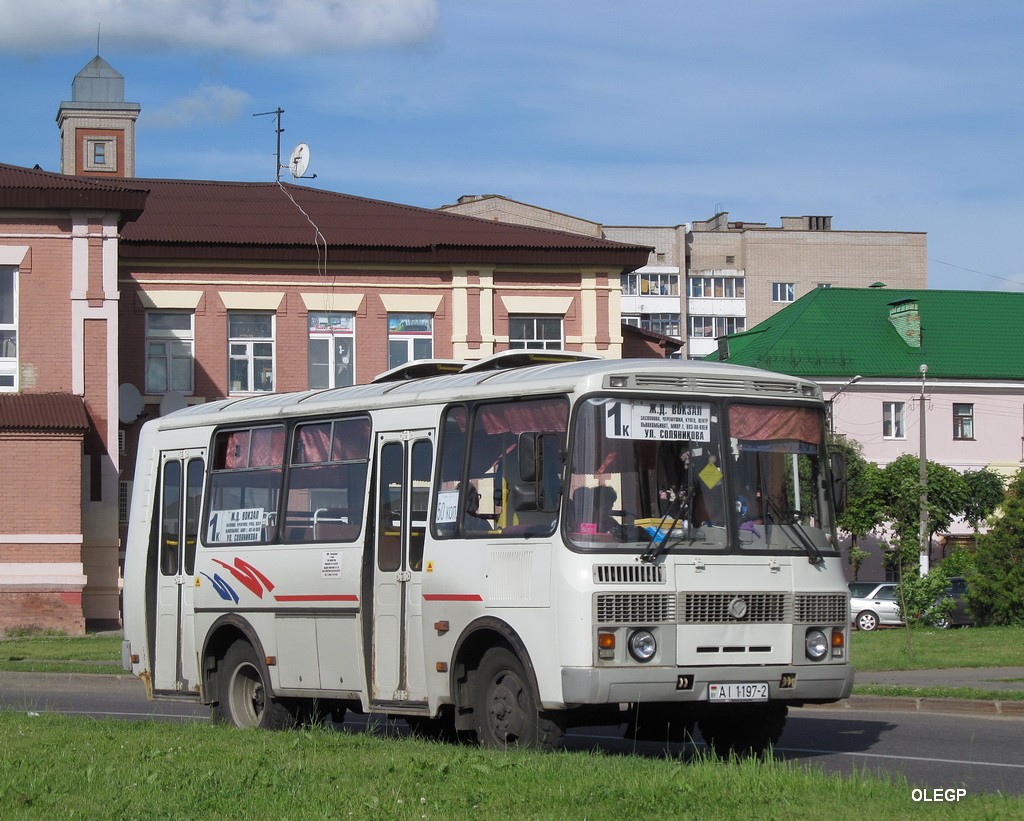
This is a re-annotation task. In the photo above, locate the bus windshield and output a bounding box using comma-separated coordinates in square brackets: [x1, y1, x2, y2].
[567, 397, 837, 557]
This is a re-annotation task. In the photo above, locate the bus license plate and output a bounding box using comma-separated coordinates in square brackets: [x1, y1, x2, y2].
[708, 682, 769, 702]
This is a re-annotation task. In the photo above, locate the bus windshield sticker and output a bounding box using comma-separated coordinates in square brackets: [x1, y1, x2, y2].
[605, 400, 711, 442]
[435, 489, 459, 524]
[208, 508, 266, 543]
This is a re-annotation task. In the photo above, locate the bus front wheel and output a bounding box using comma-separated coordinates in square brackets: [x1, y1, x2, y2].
[471, 647, 564, 751]
[213, 641, 294, 730]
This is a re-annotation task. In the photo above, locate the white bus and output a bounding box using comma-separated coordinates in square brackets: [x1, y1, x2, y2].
[122, 352, 853, 755]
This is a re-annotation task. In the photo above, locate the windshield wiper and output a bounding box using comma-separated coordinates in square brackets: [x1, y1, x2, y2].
[639, 489, 692, 563]
[762, 495, 824, 565]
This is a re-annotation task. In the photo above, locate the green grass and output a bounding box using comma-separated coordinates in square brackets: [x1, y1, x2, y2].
[853, 684, 1024, 700]
[0, 634, 124, 675]
[850, 625, 1024, 671]
[0, 712, 1019, 820]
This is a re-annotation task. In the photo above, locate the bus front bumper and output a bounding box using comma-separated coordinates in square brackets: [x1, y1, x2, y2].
[559, 663, 854, 707]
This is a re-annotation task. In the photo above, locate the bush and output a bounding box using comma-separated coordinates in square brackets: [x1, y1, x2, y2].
[898, 569, 952, 627]
[969, 470, 1024, 626]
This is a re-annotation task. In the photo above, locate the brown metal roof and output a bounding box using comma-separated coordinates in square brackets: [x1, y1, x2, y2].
[119, 178, 651, 268]
[0, 393, 91, 432]
[0, 163, 147, 218]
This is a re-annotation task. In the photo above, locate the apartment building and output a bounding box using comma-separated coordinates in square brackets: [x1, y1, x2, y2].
[442, 197, 928, 358]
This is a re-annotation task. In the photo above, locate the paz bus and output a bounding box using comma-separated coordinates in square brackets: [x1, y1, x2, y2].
[121, 352, 853, 754]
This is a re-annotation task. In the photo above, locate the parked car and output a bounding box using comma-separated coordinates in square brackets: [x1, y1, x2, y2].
[849, 581, 902, 631]
[932, 576, 974, 629]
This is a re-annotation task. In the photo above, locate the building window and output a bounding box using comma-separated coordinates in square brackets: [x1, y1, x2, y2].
[388, 313, 433, 369]
[83, 138, 116, 172]
[639, 314, 681, 337]
[621, 272, 680, 296]
[688, 316, 746, 338]
[883, 402, 906, 439]
[772, 282, 795, 303]
[308, 312, 355, 388]
[228, 312, 275, 393]
[0, 266, 17, 390]
[146, 311, 194, 394]
[953, 403, 974, 440]
[509, 316, 563, 350]
[687, 276, 744, 299]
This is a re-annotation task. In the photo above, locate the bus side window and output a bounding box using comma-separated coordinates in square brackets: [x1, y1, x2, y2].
[409, 439, 432, 570]
[432, 406, 467, 538]
[377, 442, 404, 571]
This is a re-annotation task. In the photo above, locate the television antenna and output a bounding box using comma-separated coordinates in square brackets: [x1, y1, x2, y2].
[253, 107, 317, 182]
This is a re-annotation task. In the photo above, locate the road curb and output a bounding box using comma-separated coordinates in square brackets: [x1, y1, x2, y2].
[804, 694, 1024, 718]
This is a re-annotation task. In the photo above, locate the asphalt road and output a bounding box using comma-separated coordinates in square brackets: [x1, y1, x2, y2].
[2, 671, 1022, 798]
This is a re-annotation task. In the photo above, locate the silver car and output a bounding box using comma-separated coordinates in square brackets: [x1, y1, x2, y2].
[849, 581, 902, 631]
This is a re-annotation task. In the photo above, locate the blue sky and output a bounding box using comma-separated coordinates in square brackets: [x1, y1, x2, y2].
[1, 0, 1022, 291]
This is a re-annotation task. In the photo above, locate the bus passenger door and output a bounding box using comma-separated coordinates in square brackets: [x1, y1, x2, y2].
[153, 450, 205, 693]
[370, 430, 433, 705]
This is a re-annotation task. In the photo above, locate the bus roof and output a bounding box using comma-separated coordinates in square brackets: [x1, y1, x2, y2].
[147, 355, 821, 432]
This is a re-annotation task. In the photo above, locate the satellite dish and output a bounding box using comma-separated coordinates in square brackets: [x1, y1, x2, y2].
[118, 383, 143, 424]
[289, 143, 310, 178]
[159, 391, 188, 417]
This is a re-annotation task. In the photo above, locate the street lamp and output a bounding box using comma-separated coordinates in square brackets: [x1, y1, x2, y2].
[828, 374, 862, 434]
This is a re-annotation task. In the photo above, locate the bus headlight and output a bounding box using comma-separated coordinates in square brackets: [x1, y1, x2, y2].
[627, 629, 657, 663]
[805, 629, 829, 661]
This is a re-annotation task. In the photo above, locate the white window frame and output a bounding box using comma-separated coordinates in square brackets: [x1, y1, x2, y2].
[228, 312, 276, 394]
[0, 266, 17, 391]
[688, 315, 746, 339]
[621, 272, 680, 297]
[772, 282, 796, 303]
[687, 276, 745, 299]
[883, 401, 906, 439]
[509, 315, 563, 350]
[308, 311, 356, 389]
[388, 313, 433, 369]
[145, 311, 195, 395]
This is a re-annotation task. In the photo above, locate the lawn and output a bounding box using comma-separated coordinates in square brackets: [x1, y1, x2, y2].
[0, 712, 1019, 820]
[849, 625, 1024, 671]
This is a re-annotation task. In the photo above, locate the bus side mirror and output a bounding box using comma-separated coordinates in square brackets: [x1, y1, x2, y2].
[830, 452, 848, 516]
[516, 432, 561, 512]
[518, 432, 539, 483]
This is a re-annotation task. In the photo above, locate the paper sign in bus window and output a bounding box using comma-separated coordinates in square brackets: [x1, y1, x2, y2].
[605, 400, 711, 442]
[208, 508, 266, 543]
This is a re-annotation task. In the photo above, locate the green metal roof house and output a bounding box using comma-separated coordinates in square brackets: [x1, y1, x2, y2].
[710, 286, 1024, 571]
[710, 285, 1024, 474]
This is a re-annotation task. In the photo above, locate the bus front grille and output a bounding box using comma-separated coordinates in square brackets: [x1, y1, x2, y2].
[678, 592, 789, 624]
[794, 593, 849, 624]
[596, 593, 676, 624]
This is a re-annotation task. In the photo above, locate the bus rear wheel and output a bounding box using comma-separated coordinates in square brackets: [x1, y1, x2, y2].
[697, 703, 787, 758]
[213, 641, 294, 730]
[471, 647, 564, 751]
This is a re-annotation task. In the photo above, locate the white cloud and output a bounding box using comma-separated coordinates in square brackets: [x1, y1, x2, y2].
[0, 0, 438, 57]
[146, 82, 253, 128]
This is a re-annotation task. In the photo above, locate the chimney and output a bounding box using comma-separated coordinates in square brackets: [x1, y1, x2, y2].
[888, 299, 921, 348]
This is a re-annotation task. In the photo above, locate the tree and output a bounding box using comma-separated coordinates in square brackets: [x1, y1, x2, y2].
[878, 455, 969, 572]
[830, 435, 885, 578]
[969, 470, 1024, 626]
[961, 469, 1006, 531]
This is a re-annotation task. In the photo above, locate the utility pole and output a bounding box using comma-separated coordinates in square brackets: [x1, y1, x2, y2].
[918, 363, 929, 576]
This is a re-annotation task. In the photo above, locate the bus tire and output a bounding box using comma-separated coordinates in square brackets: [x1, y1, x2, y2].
[697, 703, 787, 758]
[471, 647, 564, 751]
[213, 640, 294, 730]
